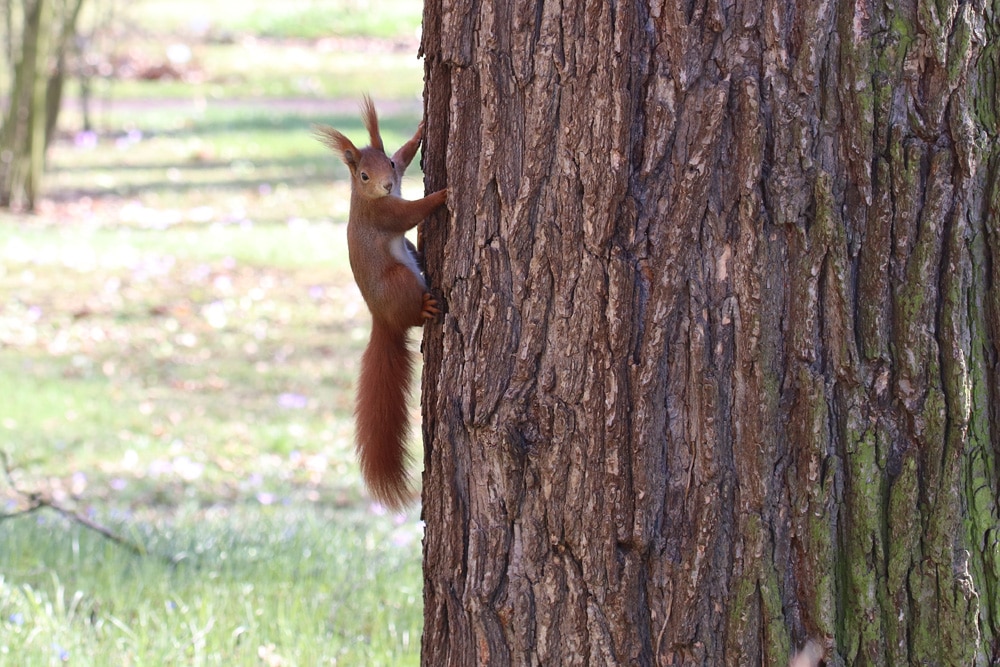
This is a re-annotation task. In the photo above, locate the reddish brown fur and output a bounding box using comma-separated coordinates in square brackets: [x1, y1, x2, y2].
[356, 317, 414, 509]
[315, 98, 447, 509]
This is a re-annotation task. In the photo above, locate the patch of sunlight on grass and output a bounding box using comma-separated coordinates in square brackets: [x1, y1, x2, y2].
[0, 506, 422, 666]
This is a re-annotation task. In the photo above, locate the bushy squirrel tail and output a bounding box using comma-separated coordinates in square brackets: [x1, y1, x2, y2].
[355, 318, 413, 509]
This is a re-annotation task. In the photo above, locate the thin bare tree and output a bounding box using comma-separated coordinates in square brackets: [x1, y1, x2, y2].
[0, 0, 86, 211]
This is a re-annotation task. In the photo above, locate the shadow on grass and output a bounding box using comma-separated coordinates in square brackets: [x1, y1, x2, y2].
[109, 108, 425, 141]
[49, 156, 332, 175]
[45, 171, 335, 201]
[48, 106, 428, 202]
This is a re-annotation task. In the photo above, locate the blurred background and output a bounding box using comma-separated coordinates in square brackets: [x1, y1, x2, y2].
[0, 1, 427, 664]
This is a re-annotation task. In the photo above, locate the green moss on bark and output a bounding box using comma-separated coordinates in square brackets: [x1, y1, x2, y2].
[839, 420, 885, 663]
[963, 178, 1000, 655]
[886, 451, 920, 664]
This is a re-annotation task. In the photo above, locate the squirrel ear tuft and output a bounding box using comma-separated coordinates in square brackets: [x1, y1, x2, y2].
[360, 94, 385, 153]
[314, 124, 359, 170]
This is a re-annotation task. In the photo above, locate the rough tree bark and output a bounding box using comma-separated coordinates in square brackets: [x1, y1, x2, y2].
[419, 1, 998, 665]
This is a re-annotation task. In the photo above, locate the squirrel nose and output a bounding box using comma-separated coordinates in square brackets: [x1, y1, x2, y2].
[383, 182, 392, 193]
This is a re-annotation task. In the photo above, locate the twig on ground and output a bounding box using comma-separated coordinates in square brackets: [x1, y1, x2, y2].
[0, 450, 146, 556]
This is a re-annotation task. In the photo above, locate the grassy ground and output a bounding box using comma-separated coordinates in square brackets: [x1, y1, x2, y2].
[0, 1, 428, 664]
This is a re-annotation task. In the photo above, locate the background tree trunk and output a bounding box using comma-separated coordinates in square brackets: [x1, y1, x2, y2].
[45, 0, 86, 150]
[0, 0, 86, 211]
[419, 1, 998, 665]
[0, 0, 51, 211]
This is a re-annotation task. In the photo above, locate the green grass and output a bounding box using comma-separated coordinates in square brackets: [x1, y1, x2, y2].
[125, 0, 424, 40]
[1, 0, 430, 662]
[0, 204, 428, 665]
[1, 507, 422, 666]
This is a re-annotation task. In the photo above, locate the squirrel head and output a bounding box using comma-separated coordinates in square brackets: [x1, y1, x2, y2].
[315, 95, 398, 200]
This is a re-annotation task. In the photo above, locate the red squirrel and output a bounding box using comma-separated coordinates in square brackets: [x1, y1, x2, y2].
[315, 96, 447, 509]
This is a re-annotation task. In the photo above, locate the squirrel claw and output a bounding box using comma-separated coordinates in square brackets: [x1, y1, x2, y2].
[421, 293, 440, 319]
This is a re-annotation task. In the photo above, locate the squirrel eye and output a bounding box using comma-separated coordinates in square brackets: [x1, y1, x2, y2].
[390, 160, 396, 169]
[360, 172, 369, 182]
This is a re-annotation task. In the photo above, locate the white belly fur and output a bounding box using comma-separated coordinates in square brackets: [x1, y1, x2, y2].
[389, 235, 425, 287]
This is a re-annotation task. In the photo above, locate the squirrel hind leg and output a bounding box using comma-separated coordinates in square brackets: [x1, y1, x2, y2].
[421, 293, 440, 320]
[376, 263, 432, 329]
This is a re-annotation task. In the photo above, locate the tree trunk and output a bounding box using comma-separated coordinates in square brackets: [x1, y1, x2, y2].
[419, 1, 998, 666]
[45, 0, 86, 150]
[0, 0, 51, 211]
[0, 0, 84, 211]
